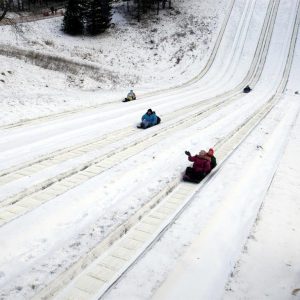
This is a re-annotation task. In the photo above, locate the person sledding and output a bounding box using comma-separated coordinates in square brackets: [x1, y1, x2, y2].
[123, 90, 136, 102]
[243, 85, 252, 93]
[137, 109, 160, 129]
[183, 150, 212, 183]
[207, 148, 217, 171]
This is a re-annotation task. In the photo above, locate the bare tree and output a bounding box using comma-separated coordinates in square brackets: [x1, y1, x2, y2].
[130, 0, 172, 22]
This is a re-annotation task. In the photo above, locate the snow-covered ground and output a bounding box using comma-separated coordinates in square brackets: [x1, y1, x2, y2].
[0, 0, 300, 299]
[0, 0, 226, 126]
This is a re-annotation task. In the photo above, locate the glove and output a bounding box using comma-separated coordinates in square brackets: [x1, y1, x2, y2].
[185, 151, 191, 156]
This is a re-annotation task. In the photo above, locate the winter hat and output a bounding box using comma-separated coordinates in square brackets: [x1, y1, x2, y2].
[208, 148, 214, 155]
[147, 109, 153, 113]
[199, 150, 206, 156]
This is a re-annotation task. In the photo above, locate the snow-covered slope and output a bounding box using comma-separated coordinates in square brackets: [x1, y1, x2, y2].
[0, 0, 226, 126]
[0, 0, 299, 299]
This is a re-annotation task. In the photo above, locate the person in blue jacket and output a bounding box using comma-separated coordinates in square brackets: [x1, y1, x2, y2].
[139, 109, 158, 129]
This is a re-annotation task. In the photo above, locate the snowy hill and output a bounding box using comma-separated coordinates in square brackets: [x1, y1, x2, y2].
[0, 0, 226, 126]
[0, 0, 300, 299]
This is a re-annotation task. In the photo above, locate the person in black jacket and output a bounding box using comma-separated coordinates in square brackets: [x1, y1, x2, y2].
[243, 85, 252, 93]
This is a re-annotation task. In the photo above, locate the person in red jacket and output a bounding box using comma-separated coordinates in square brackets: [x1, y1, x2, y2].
[183, 150, 211, 183]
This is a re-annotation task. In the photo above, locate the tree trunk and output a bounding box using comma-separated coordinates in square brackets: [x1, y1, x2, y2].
[0, 2, 8, 22]
[0, 10, 7, 21]
[137, 0, 140, 22]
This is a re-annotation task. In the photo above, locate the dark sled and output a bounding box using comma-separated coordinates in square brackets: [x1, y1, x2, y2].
[122, 97, 136, 102]
[182, 169, 206, 183]
[182, 175, 202, 184]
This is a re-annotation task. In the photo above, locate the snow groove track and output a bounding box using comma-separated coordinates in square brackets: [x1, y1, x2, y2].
[0, 0, 279, 220]
[32, 0, 300, 298]
[47, 85, 285, 300]
[44, 86, 289, 300]
[0, 93, 235, 180]
[0, 94, 242, 226]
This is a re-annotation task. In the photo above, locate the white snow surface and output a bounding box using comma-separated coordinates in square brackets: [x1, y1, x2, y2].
[0, 0, 300, 299]
[0, 0, 225, 126]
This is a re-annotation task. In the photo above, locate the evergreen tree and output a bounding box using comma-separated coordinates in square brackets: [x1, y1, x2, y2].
[0, 0, 9, 22]
[63, 0, 85, 35]
[86, 0, 112, 35]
